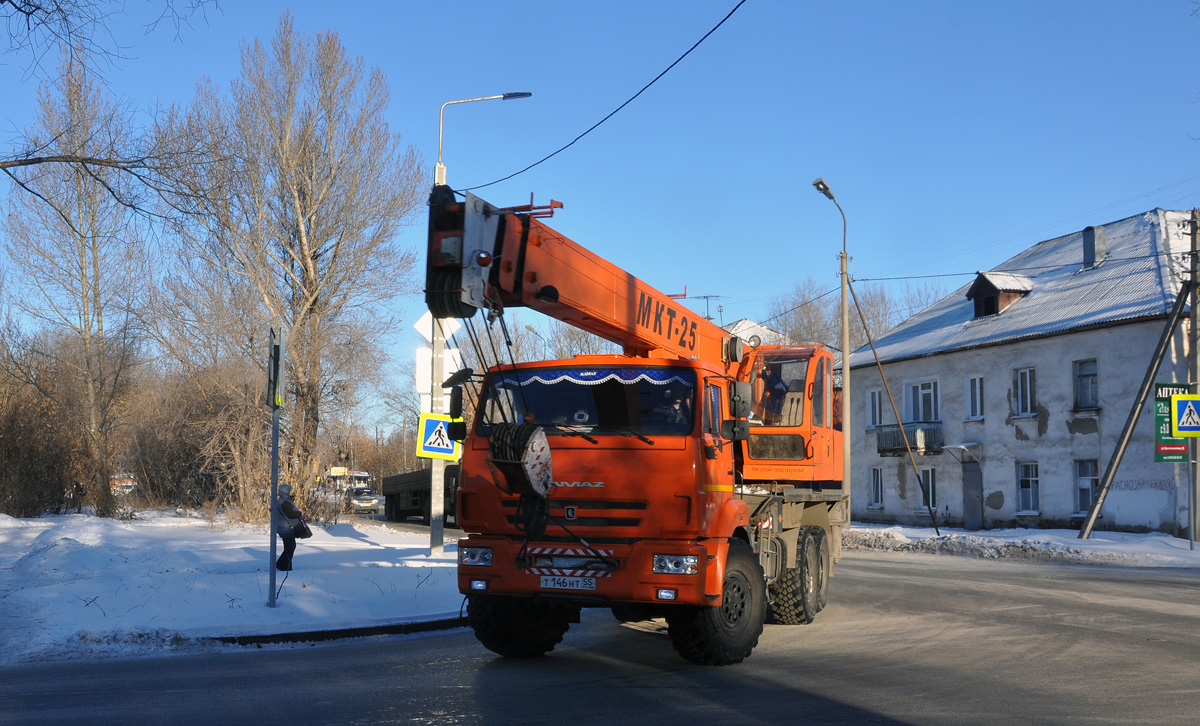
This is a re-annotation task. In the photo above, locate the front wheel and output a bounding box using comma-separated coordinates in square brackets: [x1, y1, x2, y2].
[466, 594, 574, 658]
[666, 539, 766, 665]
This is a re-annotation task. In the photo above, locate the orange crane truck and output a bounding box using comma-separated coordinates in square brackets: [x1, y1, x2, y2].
[427, 186, 848, 665]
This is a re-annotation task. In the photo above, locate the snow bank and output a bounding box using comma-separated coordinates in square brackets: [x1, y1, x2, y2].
[845, 523, 1200, 567]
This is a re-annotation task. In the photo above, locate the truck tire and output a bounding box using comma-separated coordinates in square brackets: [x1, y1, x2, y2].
[810, 526, 830, 613]
[467, 594, 573, 658]
[666, 539, 765, 665]
[769, 529, 819, 625]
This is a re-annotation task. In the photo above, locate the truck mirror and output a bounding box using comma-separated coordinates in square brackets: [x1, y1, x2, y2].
[729, 381, 752, 418]
[721, 420, 749, 441]
[449, 386, 464, 419]
[448, 421, 467, 441]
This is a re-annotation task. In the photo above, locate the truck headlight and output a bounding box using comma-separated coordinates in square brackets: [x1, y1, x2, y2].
[652, 554, 698, 575]
[459, 547, 493, 566]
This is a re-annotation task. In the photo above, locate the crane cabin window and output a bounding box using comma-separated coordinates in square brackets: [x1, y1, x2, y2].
[750, 352, 811, 427]
[478, 367, 697, 437]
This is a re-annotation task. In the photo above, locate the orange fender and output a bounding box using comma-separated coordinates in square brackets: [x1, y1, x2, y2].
[703, 498, 750, 601]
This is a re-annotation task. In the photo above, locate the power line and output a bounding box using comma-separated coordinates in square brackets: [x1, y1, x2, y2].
[759, 286, 839, 327]
[460, 0, 748, 193]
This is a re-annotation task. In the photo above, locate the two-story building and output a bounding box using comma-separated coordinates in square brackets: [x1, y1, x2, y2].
[848, 209, 1195, 534]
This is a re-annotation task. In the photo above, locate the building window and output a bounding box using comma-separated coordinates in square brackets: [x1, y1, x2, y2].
[1074, 359, 1098, 409]
[919, 468, 937, 509]
[909, 380, 939, 422]
[1015, 367, 1037, 415]
[974, 294, 998, 318]
[1075, 460, 1099, 513]
[871, 467, 884, 506]
[868, 390, 883, 428]
[1017, 462, 1040, 512]
[965, 376, 984, 420]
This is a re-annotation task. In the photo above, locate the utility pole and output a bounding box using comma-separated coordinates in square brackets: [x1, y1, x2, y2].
[1190, 209, 1199, 548]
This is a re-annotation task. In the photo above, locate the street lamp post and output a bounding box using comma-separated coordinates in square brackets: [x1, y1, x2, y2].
[428, 91, 531, 555]
[813, 178, 851, 514]
[435, 92, 532, 187]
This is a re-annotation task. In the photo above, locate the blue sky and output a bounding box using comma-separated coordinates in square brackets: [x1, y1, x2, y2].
[2, 0, 1199, 381]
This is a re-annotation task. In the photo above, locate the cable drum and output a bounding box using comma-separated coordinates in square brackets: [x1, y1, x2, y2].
[429, 269, 478, 319]
[486, 423, 553, 498]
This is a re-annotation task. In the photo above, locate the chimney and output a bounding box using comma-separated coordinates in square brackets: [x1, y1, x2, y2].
[1083, 226, 1106, 269]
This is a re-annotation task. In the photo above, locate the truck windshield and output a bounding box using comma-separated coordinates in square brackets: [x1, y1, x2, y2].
[479, 367, 697, 436]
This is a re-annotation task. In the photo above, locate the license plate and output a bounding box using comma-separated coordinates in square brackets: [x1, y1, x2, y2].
[540, 575, 596, 591]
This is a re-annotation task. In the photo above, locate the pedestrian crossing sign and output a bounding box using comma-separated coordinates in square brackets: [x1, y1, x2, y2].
[1170, 394, 1200, 438]
[416, 413, 462, 460]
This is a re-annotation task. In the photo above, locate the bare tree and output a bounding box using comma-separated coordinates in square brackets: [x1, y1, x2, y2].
[767, 276, 947, 353]
[2, 0, 216, 76]
[766, 276, 840, 347]
[1, 57, 145, 516]
[159, 14, 426, 494]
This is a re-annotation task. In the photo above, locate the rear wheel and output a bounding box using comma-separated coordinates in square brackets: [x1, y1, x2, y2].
[467, 594, 574, 658]
[769, 529, 819, 625]
[810, 526, 830, 613]
[666, 539, 766, 665]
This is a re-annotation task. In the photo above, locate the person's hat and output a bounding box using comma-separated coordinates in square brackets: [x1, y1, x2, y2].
[279, 484, 292, 497]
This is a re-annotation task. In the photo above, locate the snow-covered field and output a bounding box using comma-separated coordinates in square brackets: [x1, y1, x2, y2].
[0, 510, 462, 665]
[3, 509, 1200, 666]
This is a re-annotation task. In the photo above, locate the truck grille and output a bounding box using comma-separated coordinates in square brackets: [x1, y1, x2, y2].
[501, 498, 646, 529]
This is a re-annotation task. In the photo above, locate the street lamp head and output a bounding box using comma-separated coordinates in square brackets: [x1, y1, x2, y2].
[502, 92, 532, 100]
[812, 177, 835, 201]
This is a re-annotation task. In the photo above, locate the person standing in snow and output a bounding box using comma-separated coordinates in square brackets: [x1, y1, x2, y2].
[275, 484, 304, 571]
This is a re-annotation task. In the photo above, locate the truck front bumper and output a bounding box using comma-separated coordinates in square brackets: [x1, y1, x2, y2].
[456, 535, 712, 607]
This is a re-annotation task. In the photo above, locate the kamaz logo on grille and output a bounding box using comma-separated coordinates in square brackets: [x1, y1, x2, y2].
[564, 505, 577, 520]
[553, 480, 604, 488]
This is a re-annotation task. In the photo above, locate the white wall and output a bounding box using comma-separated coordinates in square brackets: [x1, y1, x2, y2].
[849, 321, 1190, 534]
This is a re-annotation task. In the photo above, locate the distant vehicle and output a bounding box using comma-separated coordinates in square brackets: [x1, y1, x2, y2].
[344, 486, 383, 516]
[381, 466, 458, 525]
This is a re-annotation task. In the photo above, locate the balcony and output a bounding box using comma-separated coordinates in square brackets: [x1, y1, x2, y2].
[875, 422, 944, 457]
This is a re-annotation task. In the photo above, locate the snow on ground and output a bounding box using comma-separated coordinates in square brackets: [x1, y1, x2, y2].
[3, 509, 1200, 666]
[0, 510, 462, 665]
[845, 523, 1200, 567]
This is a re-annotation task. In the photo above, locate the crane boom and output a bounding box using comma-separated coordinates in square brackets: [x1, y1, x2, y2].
[426, 187, 739, 366]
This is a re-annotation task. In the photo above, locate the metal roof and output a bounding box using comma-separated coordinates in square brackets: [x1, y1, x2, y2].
[847, 209, 1193, 368]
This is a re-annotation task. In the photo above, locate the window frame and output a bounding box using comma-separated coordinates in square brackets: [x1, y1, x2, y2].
[870, 467, 884, 507]
[1017, 461, 1040, 513]
[703, 382, 723, 435]
[918, 467, 937, 509]
[908, 379, 940, 423]
[1015, 367, 1037, 416]
[868, 389, 884, 428]
[1073, 359, 1099, 410]
[965, 375, 985, 421]
[1075, 459, 1100, 514]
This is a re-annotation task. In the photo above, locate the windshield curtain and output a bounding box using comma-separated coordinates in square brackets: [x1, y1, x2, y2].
[479, 367, 697, 436]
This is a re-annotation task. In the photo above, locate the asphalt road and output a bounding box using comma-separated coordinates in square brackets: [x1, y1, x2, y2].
[4, 550, 1199, 725]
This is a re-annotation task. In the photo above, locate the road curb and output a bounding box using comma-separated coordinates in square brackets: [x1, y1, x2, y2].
[210, 616, 469, 646]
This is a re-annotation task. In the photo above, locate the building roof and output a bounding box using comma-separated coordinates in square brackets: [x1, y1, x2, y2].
[724, 318, 789, 346]
[847, 209, 1193, 368]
